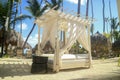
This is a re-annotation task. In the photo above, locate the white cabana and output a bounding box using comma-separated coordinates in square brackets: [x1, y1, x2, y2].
[35, 9, 92, 72]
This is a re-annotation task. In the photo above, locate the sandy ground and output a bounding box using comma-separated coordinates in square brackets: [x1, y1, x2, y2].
[0, 57, 120, 80]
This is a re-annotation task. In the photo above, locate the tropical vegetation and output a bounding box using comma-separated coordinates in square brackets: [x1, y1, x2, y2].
[0, 0, 31, 57]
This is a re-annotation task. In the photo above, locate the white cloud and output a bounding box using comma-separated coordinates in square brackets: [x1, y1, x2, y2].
[17, 23, 28, 30]
[23, 34, 42, 48]
[67, 0, 87, 5]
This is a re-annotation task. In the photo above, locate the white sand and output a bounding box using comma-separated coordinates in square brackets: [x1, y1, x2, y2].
[0, 58, 120, 80]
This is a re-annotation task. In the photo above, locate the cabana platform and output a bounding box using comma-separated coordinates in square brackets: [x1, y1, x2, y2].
[44, 54, 89, 70]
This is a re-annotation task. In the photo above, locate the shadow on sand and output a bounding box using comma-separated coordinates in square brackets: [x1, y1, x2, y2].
[0, 61, 55, 79]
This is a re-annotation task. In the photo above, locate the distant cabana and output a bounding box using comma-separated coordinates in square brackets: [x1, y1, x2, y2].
[6, 30, 32, 56]
[35, 9, 92, 72]
[91, 31, 111, 57]
[33, 41, 54, 55]
[6, 30, 32, 49]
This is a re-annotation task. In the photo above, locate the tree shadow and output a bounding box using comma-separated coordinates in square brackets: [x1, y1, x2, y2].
[70, 75, 120, 80]
[0, 62, 31, 79]
[0, 61, 55, 79]
[70, 69, 120, 80]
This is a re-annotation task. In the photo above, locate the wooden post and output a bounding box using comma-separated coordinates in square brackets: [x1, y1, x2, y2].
[88, 24, 92, 67]
[53, 18, 60, 72]
[38, 27, 41, 56]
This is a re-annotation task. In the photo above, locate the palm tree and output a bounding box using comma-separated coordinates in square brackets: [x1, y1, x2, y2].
[102, 0, 105, 33]
[23, 0, 63, 49]
[110, 17, 119, 42]
[77, 0, 81, 17]
[91, 0, 94, 35]
[23, 0, 48, 49]
[86, 0, 89, 19]
[109, 0, 112, 18]
[105, 17, 109, 33]
[0, 0, 31, 57]
[0, 1, 9, 57]
[109, 0, 113, 42]
[12, 0, 19, 29]
[0, 1, 8, 27]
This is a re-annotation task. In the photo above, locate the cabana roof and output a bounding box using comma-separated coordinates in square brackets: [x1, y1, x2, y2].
[35, 9, 92, 28]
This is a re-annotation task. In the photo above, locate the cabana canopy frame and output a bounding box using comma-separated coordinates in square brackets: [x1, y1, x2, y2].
[35, 9, 92, 72]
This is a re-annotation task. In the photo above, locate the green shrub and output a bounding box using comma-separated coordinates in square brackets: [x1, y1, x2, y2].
[3, 54, 10, 58]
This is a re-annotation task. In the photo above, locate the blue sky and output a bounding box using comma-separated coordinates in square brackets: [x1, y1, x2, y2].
[15, 0, 118, 47]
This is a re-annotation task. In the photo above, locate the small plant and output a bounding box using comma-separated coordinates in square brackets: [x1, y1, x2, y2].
[3, 54, 10, 58]
[101, 57, 105, 61]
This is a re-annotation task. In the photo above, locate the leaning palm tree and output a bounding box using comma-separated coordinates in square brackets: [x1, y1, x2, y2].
[23, 0, 48, 49]
[23, 0, 63, 49]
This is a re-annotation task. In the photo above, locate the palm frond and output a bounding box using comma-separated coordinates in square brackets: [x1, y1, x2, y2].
[10, 14, 32, 25]
[44, 0, 50, 5]
[26, 0, 41, 18]
[39, 5, 48, 16]
[46, 0, 62, 10]
[51, 0, 57, 5]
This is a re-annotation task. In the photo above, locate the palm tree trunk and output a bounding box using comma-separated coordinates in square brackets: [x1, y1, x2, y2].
[91, 0, 94, 35]
[1, 0, 13, 57]
[5, 0, 13, 31]
[86, 0, 89, 19]
[0, 27, 5, 57]
[13, 2, 18, 29]
[77, 0, 81, 17]
[109, 0, 112, 18]
[109, 0, 112, 42]
[20, 1, 22, 36]
[102, 0, 105, 33]
[91, 0, 94, 19]
[19, 1, 22, 48]
[23, 23, 36, 49]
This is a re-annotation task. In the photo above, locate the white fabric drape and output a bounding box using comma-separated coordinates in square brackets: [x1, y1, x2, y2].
[41, 21, 54, 49]
[49, 21, 58, 50]
[59, 20, 83, 54]
[77, 26, 90, 52]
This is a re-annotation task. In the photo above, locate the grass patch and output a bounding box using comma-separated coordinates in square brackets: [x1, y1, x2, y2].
[2, 54, 10, 58]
